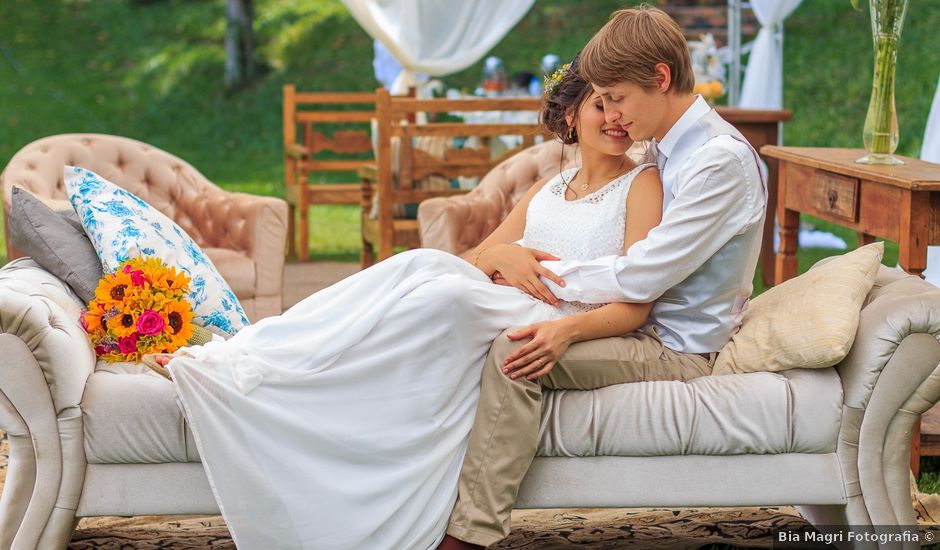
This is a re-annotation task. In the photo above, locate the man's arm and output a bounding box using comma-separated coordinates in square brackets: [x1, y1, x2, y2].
[542, 139, 764, 304]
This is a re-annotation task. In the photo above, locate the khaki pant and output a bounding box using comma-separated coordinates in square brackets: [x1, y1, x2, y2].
[446, 328, 714, 546]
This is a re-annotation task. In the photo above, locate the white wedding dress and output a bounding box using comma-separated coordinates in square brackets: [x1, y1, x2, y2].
[169, 163, 653, 549]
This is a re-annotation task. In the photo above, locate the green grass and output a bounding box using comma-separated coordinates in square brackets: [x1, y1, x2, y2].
[3, 1, 938, 263]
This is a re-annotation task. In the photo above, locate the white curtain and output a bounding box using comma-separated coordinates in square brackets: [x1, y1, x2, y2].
[922, 76, 940, 163]
[342, 0, 534, 94]
[739, 0, 803, 109]
[920, 76, 940, 285]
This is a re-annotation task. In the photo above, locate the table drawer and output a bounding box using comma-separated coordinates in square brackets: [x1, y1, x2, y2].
[812, 169, 859, 222]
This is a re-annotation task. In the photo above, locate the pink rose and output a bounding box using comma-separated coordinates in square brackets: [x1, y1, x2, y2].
[136, 310, 166, 336]
[130, 270, 146, 286]
[118, 334, 138, 354]
[122, 265, 147, 286]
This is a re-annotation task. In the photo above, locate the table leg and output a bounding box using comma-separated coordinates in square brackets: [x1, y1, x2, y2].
[898, 191, 930, 279]
[760, 157, 779, 287]
[856, 232, 876, 246]
[912, 422, 922, 479]
[775, 205, 799, 285]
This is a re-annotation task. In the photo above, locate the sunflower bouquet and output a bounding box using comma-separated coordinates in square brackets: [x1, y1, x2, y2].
[80, 257, 205, 363]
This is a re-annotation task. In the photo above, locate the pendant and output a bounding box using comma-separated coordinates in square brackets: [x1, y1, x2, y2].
[579, 182, 589, 191]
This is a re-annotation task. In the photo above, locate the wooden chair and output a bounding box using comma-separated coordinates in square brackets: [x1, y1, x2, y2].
[282, 85, 375, 259]
[360, 88, 545, 267]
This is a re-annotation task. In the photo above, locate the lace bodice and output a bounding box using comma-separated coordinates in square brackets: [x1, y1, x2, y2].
[523, 163, 656, 316]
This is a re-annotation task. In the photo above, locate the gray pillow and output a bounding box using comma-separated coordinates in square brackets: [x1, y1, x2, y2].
[8, 187, 103, 303]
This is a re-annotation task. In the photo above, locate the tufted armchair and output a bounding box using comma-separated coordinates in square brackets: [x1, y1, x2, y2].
[418, 139, 580, 255]
[1, 134, 288, 321]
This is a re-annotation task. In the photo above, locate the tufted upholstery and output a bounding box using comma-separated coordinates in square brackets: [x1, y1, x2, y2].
[418, 140, 580, 255]
[1, 134, 288, 321]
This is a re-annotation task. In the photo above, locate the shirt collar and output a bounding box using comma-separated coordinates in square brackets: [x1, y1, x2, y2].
[653, 95, 711, 162]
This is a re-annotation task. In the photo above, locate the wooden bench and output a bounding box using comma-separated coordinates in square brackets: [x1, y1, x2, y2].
[360, 89, 545, 267]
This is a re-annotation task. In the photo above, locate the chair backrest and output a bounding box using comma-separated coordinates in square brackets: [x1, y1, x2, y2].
[1, 133, 229, 258]
[372, 87, 547, 223]
[282, 86, 375, 197]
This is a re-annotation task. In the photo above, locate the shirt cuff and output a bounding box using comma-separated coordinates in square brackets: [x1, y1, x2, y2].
[540, 257, 629, 304]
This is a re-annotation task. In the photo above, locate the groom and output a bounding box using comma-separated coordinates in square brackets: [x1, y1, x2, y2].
[440, 6, 767, 549]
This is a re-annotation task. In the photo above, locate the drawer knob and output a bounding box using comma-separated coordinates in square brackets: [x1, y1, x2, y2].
[828, 189, 838, 209]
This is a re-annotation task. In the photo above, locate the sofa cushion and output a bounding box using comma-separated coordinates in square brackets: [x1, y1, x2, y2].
[83, 364, 841, 464]
[65, 165, 249, 337]
[713, 242, 884, 375]
[82, 365, 199, 464]
[536, 368, 843, 457]
[8, 187, 103, 303]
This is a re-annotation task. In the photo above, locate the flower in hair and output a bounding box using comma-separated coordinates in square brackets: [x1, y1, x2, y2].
[543, 62, 571, 98]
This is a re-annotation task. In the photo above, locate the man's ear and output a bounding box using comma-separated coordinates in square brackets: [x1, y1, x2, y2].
[654, 63, 672, 93]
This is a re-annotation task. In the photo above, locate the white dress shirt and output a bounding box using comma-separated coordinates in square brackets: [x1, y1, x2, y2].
[540, 96, 766, 353]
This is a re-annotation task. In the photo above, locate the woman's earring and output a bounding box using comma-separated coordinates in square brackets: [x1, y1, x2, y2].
[566, 126, 575, 141]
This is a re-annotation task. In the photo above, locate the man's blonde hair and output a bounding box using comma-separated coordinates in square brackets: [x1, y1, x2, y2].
[580, 5, 695, 94]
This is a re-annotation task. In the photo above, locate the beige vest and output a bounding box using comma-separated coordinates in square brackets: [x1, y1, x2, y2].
[650, 109, 767, 353]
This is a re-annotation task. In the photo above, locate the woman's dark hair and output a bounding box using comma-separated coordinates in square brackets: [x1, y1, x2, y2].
[540, 54, 593, 145]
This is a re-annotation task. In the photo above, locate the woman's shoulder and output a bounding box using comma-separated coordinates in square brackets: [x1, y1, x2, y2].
[626, 164, 663, 199]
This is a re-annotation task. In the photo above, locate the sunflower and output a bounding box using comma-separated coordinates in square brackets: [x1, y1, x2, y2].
[107, 311, 138, 338]
[94, 270, 134, 306]
[80, 310, 105, 336]
[162, 298, 196, 347]
[143, 260, 190, 295]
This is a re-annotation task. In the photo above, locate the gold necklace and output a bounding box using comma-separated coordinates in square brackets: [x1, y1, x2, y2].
[576, 159, 630, 193]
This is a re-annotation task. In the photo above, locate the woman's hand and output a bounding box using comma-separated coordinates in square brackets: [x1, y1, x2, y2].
[480, 244, 566, 306]
[501, 319, 575, 380]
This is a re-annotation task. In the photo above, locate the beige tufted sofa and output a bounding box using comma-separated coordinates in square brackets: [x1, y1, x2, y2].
[1, 138, 940, 549]
[1, 133, 288, 322]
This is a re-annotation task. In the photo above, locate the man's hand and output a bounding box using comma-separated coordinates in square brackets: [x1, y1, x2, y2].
[501, 319, 575, 380]
[481, 244, 566, 306]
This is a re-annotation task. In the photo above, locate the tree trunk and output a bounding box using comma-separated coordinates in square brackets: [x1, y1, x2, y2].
[224, 0, 256, 89]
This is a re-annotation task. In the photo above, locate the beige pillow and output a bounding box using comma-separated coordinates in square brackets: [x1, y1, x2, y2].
[713, 242, 884, 375]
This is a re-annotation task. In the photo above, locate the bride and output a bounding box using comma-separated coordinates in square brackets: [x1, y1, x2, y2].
[155, 54, 662, 549]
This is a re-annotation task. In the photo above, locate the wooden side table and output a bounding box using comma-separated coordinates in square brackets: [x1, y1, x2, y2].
[761, 146, 940, 282]
[761, 145, 940, 476]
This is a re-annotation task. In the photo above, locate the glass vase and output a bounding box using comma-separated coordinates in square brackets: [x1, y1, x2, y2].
[857, 0, 908, 165]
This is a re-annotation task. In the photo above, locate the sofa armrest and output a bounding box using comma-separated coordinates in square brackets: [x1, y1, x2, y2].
[205, 192, 288, 298]
[822, 267, 940, 527]
[418, 193, 503, 255]
[0, 258, 96, 415]
[836, 268, 940, 410]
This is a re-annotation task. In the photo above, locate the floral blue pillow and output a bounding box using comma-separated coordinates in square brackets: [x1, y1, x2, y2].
[65, 166, 248, 337]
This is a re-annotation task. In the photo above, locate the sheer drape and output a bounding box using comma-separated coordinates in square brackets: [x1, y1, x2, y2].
[739, 0, 803, 109]
[342, 0, 534, 94]
[920, 76, 940, 285]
